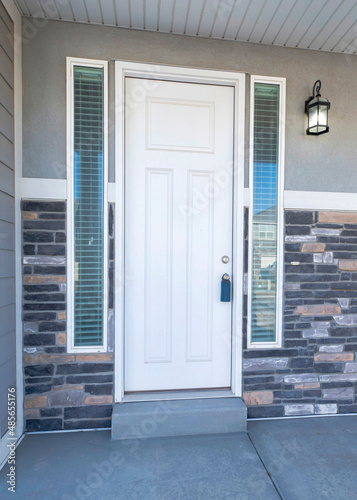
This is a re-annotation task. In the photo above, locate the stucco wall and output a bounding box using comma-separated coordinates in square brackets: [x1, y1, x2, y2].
[23, 19, 357, 191]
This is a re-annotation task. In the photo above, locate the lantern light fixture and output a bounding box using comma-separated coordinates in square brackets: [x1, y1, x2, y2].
[305, 80, 330, 135]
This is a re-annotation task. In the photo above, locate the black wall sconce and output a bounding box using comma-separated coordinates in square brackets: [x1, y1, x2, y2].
[305, 80, 330, 135]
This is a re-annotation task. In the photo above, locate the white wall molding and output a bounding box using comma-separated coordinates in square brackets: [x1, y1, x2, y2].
[21, 178, 67, 199]
[284, 190, 357, 211]
[108, 183, 116, 202]
[21, 180, 357, 213]
[21, 178, 118, 202]
[244, 187, 249, 207]
[243, 188, 357, 211]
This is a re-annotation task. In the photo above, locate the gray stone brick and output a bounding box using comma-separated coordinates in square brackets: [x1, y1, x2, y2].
[285, 211, 314, 225]
[25, 384, 52, 394]
[64, 405, 112, 420]
[322, 387, 354, 399]
[48, 389, 84, 406]
[284, 374, 319, 384]
[24, 322, 38, 333]
[285, 283, 300, 290]
[24, 231, 54, 243]
[302, 328, 329, 338]
[33, 266, 66, 275]
[311, 228, 340, 236]
[319, 373, 357, 382]
[24, 334, 56, 346]
[23, 244, 35, 255]
[24, 285, 59, 293]
[24, 364, 54, 377]
[40, 408, 62, 417]
[22, 201, 66, 212]
[23, 256, 66, 265]
[338, 298, 350, 309]
[319, 344, 344, 353]
[56, 363, 114, 375]
[344, 362, 357, 373]
[37, 244, 65, 256]
[322, 252, 334, 263]
[311, 322, 331, 328]
[284, 404, 314, 416]
[314, 404, 338, 414]
[285, 235, 317, 243]
[334, 315, 357, 326]
[247, 405, 284, 418]
[66, 375, 113, 384]
[84, 384, 113, 395]
[23, 312, 56, 321]
[38, 321, 66, 332]
[26, 419, 63, 432]
[64, 419, 111, 430]
[23, 220, 65, 230]
[243, 358, 289, 371]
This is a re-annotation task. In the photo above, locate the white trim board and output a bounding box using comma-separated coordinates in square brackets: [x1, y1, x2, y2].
[21, 181, 357, 213]
[1, 0, 24, 467]
[247, 75, 286, 350]
[66, 57, 109, 353]
[21, 178, 117, 202]
[284, 191, 357, 211]
[114, 61, 246, 402]
[21, 178, 67, 200]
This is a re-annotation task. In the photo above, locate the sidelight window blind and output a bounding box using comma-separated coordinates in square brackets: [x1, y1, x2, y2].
[249, 79, 284, 347]
[72, 65, 105, 347]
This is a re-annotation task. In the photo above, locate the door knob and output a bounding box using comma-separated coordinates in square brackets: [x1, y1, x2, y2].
[221, 255, 230, 264]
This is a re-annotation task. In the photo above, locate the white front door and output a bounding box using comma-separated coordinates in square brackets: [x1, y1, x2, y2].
[124, 77, 234, 392]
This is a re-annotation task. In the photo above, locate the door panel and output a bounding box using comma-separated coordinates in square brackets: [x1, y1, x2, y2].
[124, 78, 234, 392]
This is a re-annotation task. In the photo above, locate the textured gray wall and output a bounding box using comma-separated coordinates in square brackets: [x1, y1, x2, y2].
[0, 1, 16, 439]
[23, 20, 357, 191]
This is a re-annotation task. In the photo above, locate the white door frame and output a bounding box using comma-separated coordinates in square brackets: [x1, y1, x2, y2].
[114, 61, 245, 402]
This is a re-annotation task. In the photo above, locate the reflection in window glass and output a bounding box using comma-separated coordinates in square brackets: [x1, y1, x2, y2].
[251, 83, 280, 343]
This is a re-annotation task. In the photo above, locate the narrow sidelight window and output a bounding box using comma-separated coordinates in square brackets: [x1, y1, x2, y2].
[248, 77, 285, 348]
[67, 59, 108, 351]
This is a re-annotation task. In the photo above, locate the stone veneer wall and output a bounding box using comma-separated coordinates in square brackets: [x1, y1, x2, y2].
[243, 210, 357, 418]
[22, 202, 357, 429]
[22, 200, 114, 431]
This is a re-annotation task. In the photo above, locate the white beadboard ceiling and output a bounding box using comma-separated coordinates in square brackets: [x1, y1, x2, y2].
[15, 0, 357, 55]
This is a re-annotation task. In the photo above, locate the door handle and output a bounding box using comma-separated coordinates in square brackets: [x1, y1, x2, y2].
[221, 273, 231, 302]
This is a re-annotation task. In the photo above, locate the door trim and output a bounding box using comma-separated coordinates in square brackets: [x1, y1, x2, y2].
[114, 61, 245, 402]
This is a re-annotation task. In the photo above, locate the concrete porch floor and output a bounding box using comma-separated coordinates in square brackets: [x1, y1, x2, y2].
[1, 416, 357, 499]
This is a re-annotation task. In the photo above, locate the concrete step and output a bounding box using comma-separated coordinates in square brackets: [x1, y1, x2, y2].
[111, 397, 247, 440]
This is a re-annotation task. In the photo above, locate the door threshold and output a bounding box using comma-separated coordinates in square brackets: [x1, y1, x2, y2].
[121, 389, 236, 403]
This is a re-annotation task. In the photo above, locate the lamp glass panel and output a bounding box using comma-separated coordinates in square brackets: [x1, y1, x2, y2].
[319, 105, 328, 127]
[309, 105, 318, 128]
